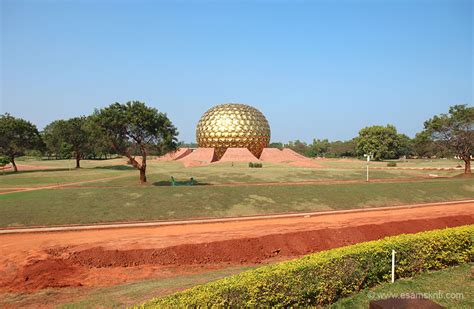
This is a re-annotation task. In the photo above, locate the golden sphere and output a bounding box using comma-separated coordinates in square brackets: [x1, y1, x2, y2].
[196, 103, 271, 160]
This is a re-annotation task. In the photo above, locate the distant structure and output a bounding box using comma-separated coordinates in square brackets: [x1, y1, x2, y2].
[157, 103, 321, 168]
[196, 103, 271, 160]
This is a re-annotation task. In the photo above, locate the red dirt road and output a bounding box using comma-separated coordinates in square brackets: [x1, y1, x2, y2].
[0, 202, 473, 295]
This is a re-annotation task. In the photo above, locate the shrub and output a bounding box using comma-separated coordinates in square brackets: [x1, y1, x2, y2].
[138, 225, 473, 308]
[249, 162, 263, 168]
[0, 156, 10, 167]
[387, 162, 397, 167]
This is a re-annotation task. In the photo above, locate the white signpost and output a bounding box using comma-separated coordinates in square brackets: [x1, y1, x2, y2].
[391, 249, 396, 283]
[364, 154, 371, 182]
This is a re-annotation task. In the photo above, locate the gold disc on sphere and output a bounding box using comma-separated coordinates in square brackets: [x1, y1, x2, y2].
[196, 103, 271, 160]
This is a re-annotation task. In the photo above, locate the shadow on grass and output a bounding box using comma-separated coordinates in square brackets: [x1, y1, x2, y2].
[152, 180, 211, 187]
[0, 168, 72, 176]
[94, 165, 135, 171]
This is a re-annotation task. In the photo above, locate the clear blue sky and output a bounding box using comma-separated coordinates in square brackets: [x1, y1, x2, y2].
[1, 0, 472, 143]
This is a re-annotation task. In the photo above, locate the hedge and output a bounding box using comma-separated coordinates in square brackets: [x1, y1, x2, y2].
[138, 225, 473, 308]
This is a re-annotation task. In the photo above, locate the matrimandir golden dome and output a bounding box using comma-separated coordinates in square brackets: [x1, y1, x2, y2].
[196, 103, 271, 160]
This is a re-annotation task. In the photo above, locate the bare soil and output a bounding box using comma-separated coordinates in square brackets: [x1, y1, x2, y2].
[1, 202, 472, 298]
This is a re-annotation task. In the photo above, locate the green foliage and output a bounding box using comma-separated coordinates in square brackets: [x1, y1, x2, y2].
[42, 116, 105, 165]
[412, 131, 436, 158]
[286, 139, 357, 158]
[140, 225, 473, 308]
[308, 138, 330, 157]
[0, 113, 42, 171]
[396, 133, 413, 157]
[94, 101, 178, 182]
[356, 125, 408, 160]
[249, 162, 263, 168]
[423, 104, 473, 173]
[268, 142, 284, 149]
[387, 162, 397, 167]
[326, 139, 357, 158]
[285, 140, 309, 156]
[94, 101, 178, 156]
[0, 156, 10, 167]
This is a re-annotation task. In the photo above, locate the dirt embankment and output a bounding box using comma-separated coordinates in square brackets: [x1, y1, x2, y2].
[3, 213, 472, 293]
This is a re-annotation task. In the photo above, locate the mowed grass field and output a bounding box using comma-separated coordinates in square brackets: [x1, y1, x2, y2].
[0, 157, 472, 228]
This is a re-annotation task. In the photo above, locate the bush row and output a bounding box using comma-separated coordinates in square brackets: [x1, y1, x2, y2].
[249, 162, 263, 168]
[138, 225, 473, 308]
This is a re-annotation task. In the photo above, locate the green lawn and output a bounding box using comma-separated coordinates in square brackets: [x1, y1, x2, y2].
[0, 177, 472, 227]
[332, 264, 473, 308]
[0, 158, 461, 188]
[0, 158, 472, 227]
[318, 158, 465, 169]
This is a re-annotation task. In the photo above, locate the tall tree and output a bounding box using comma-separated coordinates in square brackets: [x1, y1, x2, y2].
[412, 131, 435, 158]
[43, 120, 66, 159]
[94, 101, 178, 183]
[424, 104, 473, 174]
[0, 113, 42, 172]
[396, 134, 413, 158]
[43, 117, 90, 167]
[355, 125, 400, 160]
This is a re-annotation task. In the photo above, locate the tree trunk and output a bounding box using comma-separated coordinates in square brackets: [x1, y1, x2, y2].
[139, 150, 147, 184]
[139, 168, 147, 183]
[464, 157, 471, 174]
[75, 153, 81, 168]
[11, 156, 18, 172]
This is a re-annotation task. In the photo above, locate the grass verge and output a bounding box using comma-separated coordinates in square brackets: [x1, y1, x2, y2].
[331, 263, 473, 308]
[0, 178, 472, 227]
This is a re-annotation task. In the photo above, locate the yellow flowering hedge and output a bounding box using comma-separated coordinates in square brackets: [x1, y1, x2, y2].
[138, 225, 473, 307]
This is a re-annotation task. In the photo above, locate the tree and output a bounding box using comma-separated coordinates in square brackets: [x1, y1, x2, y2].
[84, 119, 115, 159]
[63, 117, 90, 168]
[94, 101, 178, 183]
[43, 117, 91, 167]
[268, 142, 284, 149]
[0, 113, 42, 172]
[43, 120, 66, 159]
[396, 134, 413, 158]
[423, 104, 473, 174]
[412, 131, 435, 158]
[355, 125, 401, 160]
[308, 139, 330, 157]
[328, 139, 357, 157]
[285, 140, 310, 156]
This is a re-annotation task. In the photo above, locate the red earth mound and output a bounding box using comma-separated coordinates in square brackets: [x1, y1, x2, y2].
[4, 214, 472, 293]
[156, 148, 193, 161]
[218, 148, 260, 162]
[177, 148, 216, 167]
[259, 148, 290, 163]
[16, 259, 84, 291]
[259, 148, 323, 168]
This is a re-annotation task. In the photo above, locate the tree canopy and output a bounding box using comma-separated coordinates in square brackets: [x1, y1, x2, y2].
[423, 104, 473, 174]
[94, 101, 178, 183]
[355, 125, 402, 160]
[0, 113, 42, 172]
[43, 117, 91, 167]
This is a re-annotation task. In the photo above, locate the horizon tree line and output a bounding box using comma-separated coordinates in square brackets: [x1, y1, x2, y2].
[0, 103, 472, 178]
